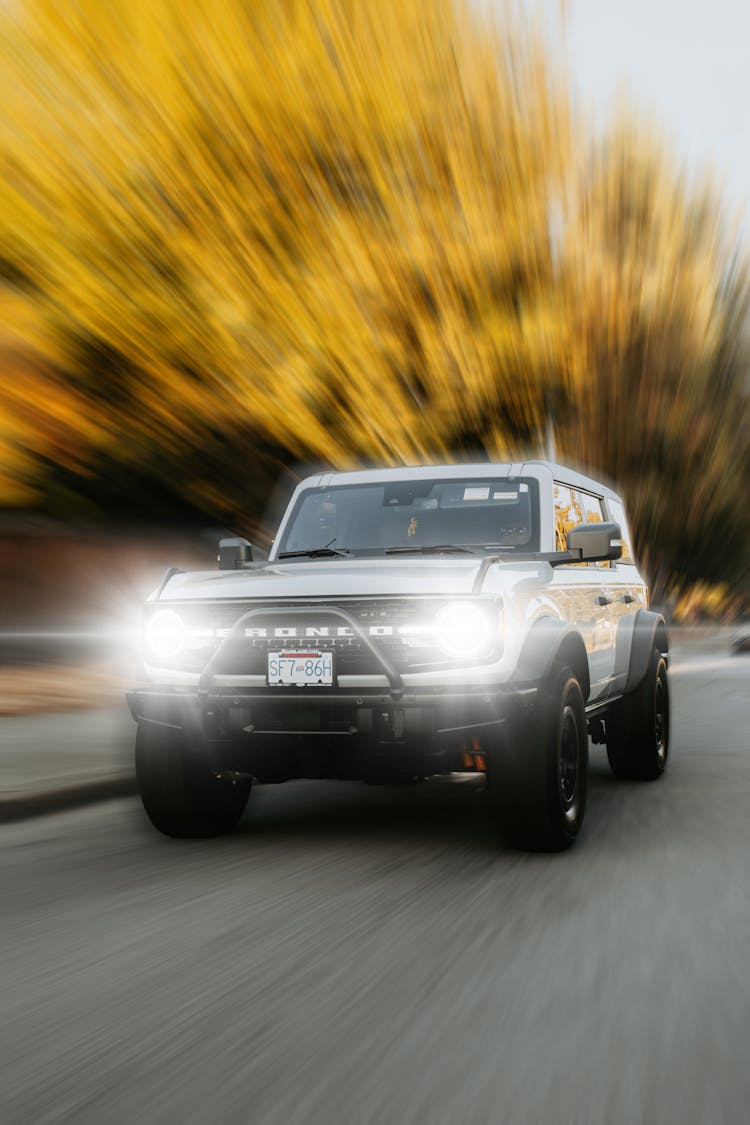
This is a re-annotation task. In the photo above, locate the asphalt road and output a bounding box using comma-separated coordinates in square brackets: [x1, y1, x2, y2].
[2, 644, 749, 1124]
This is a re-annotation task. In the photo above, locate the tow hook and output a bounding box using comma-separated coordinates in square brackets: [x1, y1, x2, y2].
[374, 708, 406, 741]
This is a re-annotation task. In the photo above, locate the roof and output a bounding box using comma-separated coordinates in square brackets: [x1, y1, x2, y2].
[298, 460, 621, 500]
[520, 460, 621, 500]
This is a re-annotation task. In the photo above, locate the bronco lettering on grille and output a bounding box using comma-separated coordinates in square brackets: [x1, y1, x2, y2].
[242, 625, 395, 638]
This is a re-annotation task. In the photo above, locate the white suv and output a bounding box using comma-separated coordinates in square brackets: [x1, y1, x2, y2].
[128, 461, 670, 851]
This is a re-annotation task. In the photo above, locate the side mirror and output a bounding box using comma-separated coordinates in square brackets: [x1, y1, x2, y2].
[218, 537, 253, 570]
[566, 522, 623, 562]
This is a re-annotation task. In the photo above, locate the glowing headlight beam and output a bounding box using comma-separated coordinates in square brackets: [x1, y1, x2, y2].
[435, 601, 491, 657]
[145, 609, 186, 660]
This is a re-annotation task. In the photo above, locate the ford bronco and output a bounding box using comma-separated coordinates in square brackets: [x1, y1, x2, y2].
[128, 461, 670, 851]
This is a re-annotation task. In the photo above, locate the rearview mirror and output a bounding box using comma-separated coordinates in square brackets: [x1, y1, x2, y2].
[218, 537, 253, 570]
[566, 522, 622, 563]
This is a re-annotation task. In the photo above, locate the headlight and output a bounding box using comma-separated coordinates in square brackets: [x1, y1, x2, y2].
[145, 609, 186, 660]
[435, 600, 493, 657]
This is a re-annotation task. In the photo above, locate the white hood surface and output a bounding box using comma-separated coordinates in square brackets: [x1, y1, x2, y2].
[158, 557, 490, 601]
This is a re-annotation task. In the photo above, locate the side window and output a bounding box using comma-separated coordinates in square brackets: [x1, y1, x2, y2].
[553, 484, 584, 551]
[575, 490, 604, 525]
[573, 489, 608, 568]
[607, 498, 635, 563]
[554, 484, 607, 567]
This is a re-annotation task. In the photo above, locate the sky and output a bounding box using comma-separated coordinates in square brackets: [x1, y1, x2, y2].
[563, 0, 750, 220]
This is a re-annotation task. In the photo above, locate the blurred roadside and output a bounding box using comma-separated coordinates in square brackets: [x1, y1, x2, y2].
[0, 514, 227, 715]
[0, 513, 220, 634]
[0, 663, 124, 717]
[0, 708, 135, 822]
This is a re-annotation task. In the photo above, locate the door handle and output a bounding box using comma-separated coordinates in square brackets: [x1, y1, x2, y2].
[622, 593, 635, 604]
[597, 594, 613, 606]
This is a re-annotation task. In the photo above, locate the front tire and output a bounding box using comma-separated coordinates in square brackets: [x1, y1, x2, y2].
[606, 645, 670, 780]
[136, 722, 251, 838]
[490, 665, 588, 852]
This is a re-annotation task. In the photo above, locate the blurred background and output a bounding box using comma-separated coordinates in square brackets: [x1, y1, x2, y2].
[3, 7, 750, 1123]
[1, 0, 748, 712]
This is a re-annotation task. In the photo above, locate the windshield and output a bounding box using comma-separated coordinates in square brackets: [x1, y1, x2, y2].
[276, 477, 540, 557]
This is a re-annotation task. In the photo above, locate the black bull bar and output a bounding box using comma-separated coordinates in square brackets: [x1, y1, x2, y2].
[197, 604, 404, 699]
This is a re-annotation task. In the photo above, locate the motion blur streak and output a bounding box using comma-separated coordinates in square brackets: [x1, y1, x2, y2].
[0, 0, 747, 605]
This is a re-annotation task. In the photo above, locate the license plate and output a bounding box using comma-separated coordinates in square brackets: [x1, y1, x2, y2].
[267, 651, 333, 687]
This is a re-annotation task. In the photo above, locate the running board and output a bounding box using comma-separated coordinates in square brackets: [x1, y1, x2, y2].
[585, 695, 622, 717]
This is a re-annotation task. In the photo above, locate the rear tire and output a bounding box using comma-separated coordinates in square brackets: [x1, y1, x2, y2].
[136, 722, 251, 838]
[607, 645, 670, 780]
[489, 665, 588, 852]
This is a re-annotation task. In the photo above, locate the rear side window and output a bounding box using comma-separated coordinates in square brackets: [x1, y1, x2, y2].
[606, 498, 636, 563]
[575, 490, 604, 525]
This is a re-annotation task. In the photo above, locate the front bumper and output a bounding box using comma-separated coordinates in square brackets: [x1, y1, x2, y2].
[126, 682, 539, 742]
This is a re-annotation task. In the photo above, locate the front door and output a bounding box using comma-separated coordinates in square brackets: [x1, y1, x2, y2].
[551, 484, 616, 702]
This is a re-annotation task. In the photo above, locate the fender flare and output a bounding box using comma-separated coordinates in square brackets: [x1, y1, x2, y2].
[624, 610, 669, 694]
[515, 617, 591, 703]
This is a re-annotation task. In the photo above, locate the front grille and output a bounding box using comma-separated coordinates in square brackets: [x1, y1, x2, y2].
[150, 597, 501, 675]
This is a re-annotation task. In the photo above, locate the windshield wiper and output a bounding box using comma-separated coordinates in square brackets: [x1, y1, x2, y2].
[384, 544, 480, 556]
[277, 547, 351, 559]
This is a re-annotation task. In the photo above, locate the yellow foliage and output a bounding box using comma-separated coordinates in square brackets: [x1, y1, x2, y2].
[0, 0, 747, 595]
[0, 0, 568, 498]
[559, 117, 750, 580]
[670, 581, 743, 624]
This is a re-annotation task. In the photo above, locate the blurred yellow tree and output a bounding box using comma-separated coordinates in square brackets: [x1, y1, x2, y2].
[0, 0, 569, 510]
[0, 0, 748, 591]
[560, 119, 750, 588]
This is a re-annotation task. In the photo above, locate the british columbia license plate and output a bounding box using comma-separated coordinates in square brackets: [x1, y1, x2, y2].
[267, 651, 334, 687]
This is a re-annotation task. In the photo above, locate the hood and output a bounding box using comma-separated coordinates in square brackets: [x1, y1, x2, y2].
[157, 556, 488, 602]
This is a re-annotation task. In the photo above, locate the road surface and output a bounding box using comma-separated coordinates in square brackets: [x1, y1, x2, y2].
[2, 643, 749, 1123]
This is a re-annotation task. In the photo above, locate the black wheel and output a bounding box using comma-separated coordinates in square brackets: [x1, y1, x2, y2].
[135, 722, 251, 838]
[606, 645, 670, 780]
[489, 665, 588, 852]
